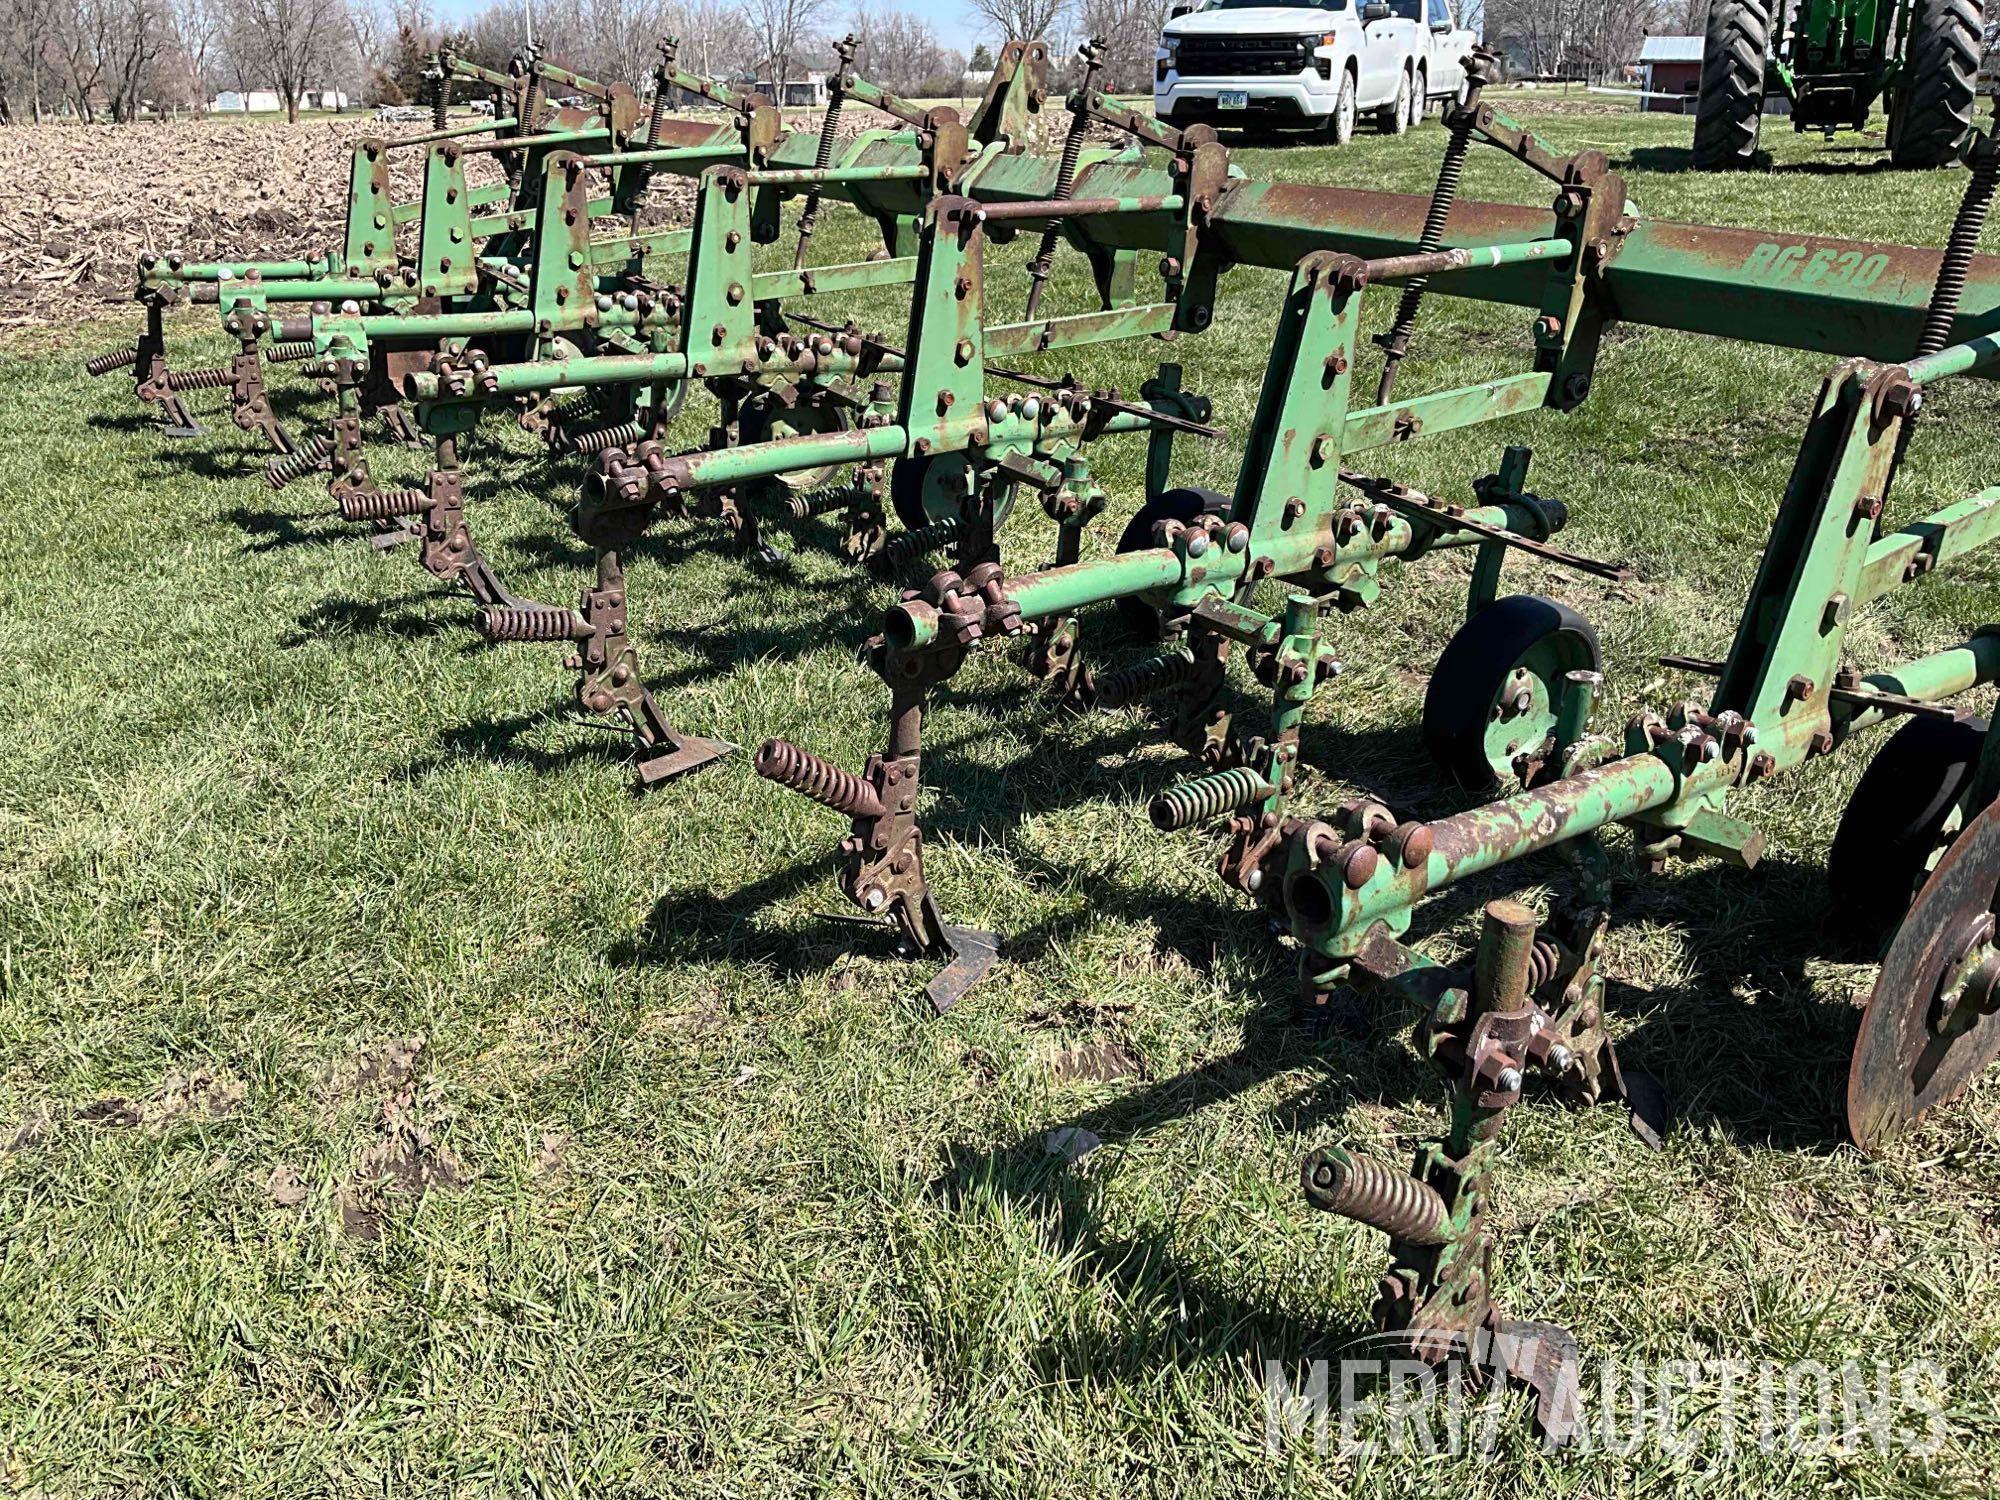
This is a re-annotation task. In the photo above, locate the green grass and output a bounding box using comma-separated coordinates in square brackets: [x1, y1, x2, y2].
[4, 105, 2000, 1495]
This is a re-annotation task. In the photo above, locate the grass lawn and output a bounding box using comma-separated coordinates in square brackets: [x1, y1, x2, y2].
[2, 102, 1999, 1495]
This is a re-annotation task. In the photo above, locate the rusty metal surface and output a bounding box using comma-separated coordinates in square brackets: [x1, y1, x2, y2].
[1849, 796, 2000, 1152]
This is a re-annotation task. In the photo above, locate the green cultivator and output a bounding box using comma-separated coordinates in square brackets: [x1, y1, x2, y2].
[80, 34, 2000, 1442]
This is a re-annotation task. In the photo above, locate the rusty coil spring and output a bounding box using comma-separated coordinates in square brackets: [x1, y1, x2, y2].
[166, 366, 232, 392]
[1148, 764, 1272, 832]
[560, 419, 648, 457]
[544, 390, 606, 430]
[430, 68, 450, 129]
[265, 434, 332, 489]
[339, 488, 428, 522]
[1525, 936, 1564, 991]
[1094, 649, 1197, 710]
[84, 346, 139, 377]
[478, 605, 584, 643]
[867, 515, 962, 575]
[266, 340, 317, 364]
[787, 481, 870, 520]
[792, 88, 845, 268]
[1301, 1147, 1449, 1245]
[1374, 118, 1471, 403]
[1916, 146, 1999, 359]
[754, 739, 884, 819]
[1025, 58, 1100, 319]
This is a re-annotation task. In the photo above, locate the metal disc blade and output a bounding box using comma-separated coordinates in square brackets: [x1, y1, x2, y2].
[1848, 797, 2000, 1154]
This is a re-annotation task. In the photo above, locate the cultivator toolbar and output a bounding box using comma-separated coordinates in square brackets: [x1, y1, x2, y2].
[77, 34, 2000, 1442]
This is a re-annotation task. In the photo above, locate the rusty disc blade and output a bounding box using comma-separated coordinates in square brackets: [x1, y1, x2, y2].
[1848, 797, 2000, 1154]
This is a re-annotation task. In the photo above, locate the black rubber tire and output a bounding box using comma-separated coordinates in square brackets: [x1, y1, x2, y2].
[889, 451, 972, 530]
[1827, 714, 1990, 952]
[1421, 594, 1601, 792]
[1114, 486, 1230, 638]
[1890, 0, 1980, 168]
[1691, 0, 1772, 170]
[737, 395, 849, 491]
[652, 377, 689, 429]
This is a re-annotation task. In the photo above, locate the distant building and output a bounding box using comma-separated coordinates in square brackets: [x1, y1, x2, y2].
[210, 87, 350, 113]
[754, 72, 829, 109]
[1638, 36, 1701, 113]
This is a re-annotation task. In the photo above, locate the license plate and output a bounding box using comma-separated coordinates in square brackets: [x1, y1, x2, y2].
[1218, 90, 1249, 110]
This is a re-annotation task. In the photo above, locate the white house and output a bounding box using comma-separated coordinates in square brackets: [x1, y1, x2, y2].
[210, 87, 350, 113]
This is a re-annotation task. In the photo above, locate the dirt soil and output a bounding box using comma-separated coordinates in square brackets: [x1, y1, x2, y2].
[0, 114, 704, 334]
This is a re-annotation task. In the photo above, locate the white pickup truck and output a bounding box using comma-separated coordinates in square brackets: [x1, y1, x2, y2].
[1154, 0, 1477, 144]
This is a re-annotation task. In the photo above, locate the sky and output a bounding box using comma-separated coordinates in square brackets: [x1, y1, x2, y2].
[428, 0, 1000, 64]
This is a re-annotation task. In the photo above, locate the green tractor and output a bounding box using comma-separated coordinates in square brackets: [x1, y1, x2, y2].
[1693, 0, 1984, 168]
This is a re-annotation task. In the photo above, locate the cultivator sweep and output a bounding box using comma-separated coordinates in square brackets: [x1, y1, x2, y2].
[80, 32, 2000, 1441]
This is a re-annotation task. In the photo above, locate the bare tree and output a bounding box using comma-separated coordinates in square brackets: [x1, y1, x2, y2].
[670, 0, 758, 80]
[237, 0, 349, 120]
[746, 0, 830, 84]
[1074, 0, 1174, 91]
[162, 0, 226, 110]
[1483, 0, 1652, 81]
[970, 0, 1072, 51]
[847, 2, 952, 93]
[3, 0, 60, 119]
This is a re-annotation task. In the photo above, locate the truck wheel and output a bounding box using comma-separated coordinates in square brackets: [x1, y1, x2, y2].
[1410, 68, 1427, 127]
[1890, 0, 1980, 168]
[1325, 69, 1357, 145]
[1378, 71, 1410, 134]
[1691, 0, 1771, 169]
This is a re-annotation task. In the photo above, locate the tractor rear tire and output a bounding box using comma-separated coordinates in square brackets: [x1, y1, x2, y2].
[1692, 0, 1772, 170]
[1890, 0, 1981, 169]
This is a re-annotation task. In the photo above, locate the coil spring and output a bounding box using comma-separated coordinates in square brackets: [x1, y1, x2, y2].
[1374, 118, 1471, 402]
[84, 345, 138, 376]
[339, 488, 428, 522]
[1300, 1147, 1449, 1245]
[478, 605, 584, 643]
[166, 366, 232, 392]
[430, 69, 450, 129]
[560, 419, 647, 457]
[521, 71, 545, 131]
[754, 739, 885, 819]
[266, 434, 332, 489]
[1917, 148, 1998, 359]
[792, 92, 845, 266]
[868, 516, 961, 575]
[1024, 69, 1097, 316]
[1525, 936, 1563, 992]
[266, 340, 317, 364]
[1149, 764, 1274, 832]
[1095, 649, 1196, 710]
[544, 391, 600, 430]
[787, 481, 869, 520]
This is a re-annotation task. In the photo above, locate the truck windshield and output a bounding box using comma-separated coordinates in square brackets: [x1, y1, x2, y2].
[1203, 0, 1349, 9]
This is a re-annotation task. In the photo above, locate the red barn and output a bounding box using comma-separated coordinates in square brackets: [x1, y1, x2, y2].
[1640, 36, 1703, 113]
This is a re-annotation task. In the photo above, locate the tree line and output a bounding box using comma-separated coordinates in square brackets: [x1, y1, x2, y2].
[0, 0, 1728, 126]
[0, 0, 995, 124]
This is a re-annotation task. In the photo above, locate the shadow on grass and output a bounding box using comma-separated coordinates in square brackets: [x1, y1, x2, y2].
[280, 592, 463, 646]
[1619, 144, 1900, 178]
[221, 504, 346, 553]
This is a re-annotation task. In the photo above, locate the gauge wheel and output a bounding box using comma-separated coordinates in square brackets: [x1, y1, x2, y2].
[1827, 714, 1991, 954]
[1421, 594, 1602, 792]
[1113, 486, 1231, 638]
